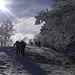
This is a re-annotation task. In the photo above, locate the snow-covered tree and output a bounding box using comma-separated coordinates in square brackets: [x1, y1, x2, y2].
[0, 19, 14, 47]
[35, 0, 75, 50]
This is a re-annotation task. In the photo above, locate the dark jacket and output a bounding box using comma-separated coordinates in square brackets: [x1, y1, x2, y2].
[20, 41, 26, 49]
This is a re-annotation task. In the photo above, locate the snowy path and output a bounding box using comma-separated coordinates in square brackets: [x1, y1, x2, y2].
[0, 47, 46, 75]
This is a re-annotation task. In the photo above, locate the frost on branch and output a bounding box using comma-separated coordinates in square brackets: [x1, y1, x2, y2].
[34, 0, 75, 50]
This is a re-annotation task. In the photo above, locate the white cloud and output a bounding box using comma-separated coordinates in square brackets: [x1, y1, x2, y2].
[11, 33, 24, 42]
[11, 33, 34, 43]
[12, 17, 42, 42]
[14, 17, 42, 34]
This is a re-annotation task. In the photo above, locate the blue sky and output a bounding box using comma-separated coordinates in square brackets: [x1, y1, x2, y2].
[0, 0, 52, 42]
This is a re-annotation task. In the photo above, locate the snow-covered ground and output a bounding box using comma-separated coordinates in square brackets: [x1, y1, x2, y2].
[0, 47, 31, 75]
[26, 46, 75, 75]
[0, 47, 46, 75]
[0, 46, 75, 75]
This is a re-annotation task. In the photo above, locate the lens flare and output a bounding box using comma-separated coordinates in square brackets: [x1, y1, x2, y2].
[0, 0, 5, 10]
[0, 0, 16, 18]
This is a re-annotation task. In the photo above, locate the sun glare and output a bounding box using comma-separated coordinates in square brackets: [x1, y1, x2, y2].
[0, 0, 16, 17]
[0, 0, 6, 10]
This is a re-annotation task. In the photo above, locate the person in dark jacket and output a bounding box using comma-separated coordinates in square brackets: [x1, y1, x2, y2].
[38, 41, 41, 47]
[20, 40, 26, 57]
[14, 41, 21, 55]
[35, 41, 38, 46]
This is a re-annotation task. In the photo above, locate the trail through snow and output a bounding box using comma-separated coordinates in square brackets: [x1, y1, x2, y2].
[1, 46, 75, 75]
[0, 47, 46, 75]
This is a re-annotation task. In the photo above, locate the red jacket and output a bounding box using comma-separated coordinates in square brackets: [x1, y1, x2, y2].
[14, 41, 20, 48]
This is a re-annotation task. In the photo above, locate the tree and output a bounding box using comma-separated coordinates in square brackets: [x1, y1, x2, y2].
[34, 0, 75, 49]
[0, 19, 14, 47]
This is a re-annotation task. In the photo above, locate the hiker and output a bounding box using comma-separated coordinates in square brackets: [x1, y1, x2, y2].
[38, 41, 41, 47]
[20, 40, 26, 57]
[35, 41, 38, 46]
[14, 41, 21, 55]
[30, 41, 33, 46]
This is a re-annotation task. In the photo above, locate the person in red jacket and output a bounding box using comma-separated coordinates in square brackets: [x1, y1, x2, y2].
[14, 41, 21, 55]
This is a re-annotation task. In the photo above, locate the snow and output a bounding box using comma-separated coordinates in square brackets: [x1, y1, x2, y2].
[0, 46, 75, 75]
[0, 46, 47, 75]
[0, 47, 31, 75]
[26, 46, 75, 75]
